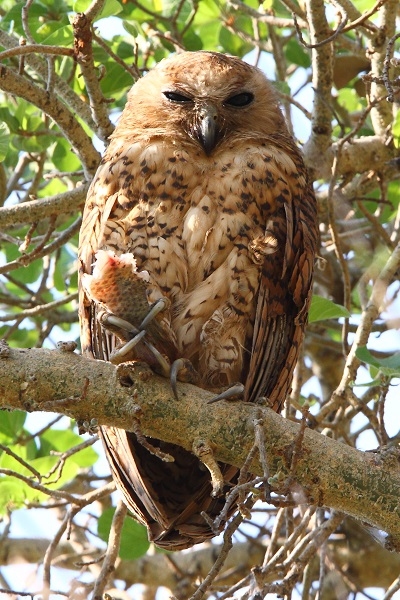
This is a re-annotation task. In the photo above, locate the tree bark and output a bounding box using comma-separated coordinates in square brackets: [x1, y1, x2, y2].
[1, 347, 400, 547]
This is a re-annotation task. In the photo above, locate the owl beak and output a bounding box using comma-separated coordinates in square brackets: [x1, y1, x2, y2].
[197, 105, 219, 155]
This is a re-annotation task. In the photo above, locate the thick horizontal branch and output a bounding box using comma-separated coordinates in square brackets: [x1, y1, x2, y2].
[0, 185, 88, 228]
[1, 347, 400, 547]
[304, 134, 395, 179]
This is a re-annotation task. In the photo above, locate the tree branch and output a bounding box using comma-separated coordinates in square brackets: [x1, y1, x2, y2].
[0, 65, 100, 178]
[0, 185, 88, 228]
[0, 30, 96, 130]
[1, 520, 400, 592]
[1, 347, 400, 546]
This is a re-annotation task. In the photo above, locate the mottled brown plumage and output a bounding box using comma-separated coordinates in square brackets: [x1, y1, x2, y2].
[78, 51, 318, 550]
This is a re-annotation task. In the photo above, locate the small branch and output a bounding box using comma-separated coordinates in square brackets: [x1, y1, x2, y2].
[72, 11, 114, 142]
[367, 0, 398, 135]
[227, 0, 308, 28]
[0, 65, 100, 178]
[341, 0, 389, 33]
[92, 499, 127, 600]
[0, 293, 77, 323]
[334, 241, 400, 396]
[0, 44, 74, 62]
[92, 31, 140, 80]
[304, 0, 334, 151]
[0, 217, 82, 276]
[0, 185, 88, 228]
[0, 30, 96, 130]
[84, 0, 106, 22]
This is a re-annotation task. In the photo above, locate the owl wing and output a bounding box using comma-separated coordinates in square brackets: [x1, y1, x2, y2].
[244, 139, 318, 409]
[78, 153, 239, 551]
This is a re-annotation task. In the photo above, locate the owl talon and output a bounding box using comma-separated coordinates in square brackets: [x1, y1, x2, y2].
[208, 383, 245, 404]
[139, 297, 169, 330]
[170, 359, 181, 399]
[98, 310, 170, 377]
[110, 330, 147, 363]
[144, 342, 171, 377]
[98, 310, 138, 337]
[170, 358, 200, 400]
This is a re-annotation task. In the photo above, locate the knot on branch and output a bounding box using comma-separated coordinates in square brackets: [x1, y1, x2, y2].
[72, 13, 93, 63]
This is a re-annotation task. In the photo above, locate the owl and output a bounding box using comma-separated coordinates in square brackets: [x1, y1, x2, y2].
[78, 51, 318, 550]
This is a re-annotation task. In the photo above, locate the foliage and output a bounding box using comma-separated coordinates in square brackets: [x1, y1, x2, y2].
[0, 0, 399, 598]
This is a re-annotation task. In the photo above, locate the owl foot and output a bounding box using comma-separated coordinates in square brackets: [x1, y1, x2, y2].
[98, 310, 170, 377]
[170, 358, 200, 400]
[208, 383, 245, 404]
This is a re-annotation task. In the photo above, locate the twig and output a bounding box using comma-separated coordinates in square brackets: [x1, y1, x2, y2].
[383, 32, 400, 102]
[92, 30, 140, 80]
[193, 440, 224, 496]
[42, 506, 80, 600]
[0, 443, 42, 480]
[333, 241, 400, 398]
[0, 216, 82, 276]
[341, 0, 389, 33]
[0, 44, 75, 62]
[72, 11, 114, 142]
[190, 495, 259, 600]
[227, 0, 308, 28]
[92, 499, 127, 600]
[0, 184, 88, 228]
[0, 66, 100, 177]
[0, 293, 78, 322]
[293, 10, 348, 49]
[0, 30, 96, 130]
[383, 574, 400, 600]
[131, 405, 174, 462]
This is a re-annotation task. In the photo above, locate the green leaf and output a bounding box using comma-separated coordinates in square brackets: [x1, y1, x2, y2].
[3, 327, 40, 348]
[284, 38, 311, 68]
[338, 87, 364, 113]
[0, 411, 26, 440]
[393, 109, 400, 149]
[41, 24, 74, 46]
[218, 26, 252, 57]
[356, 347, 400, 377]
[182, 29, 203, 51]
[308, 295, 350, 323]
[0, 480, 28, 514]
[0, 121, 10, 162]
[194, 20, 221, 50]
[98, 0, 123, 19]
[99, 61, 133, 97]
[74, 0, 122, 19]
[98, 507, 150, 560]
[39, 429, 98, 468]
[53, 138, 82, 172]
[73, 0, 92, 11]
[4, 242, 44, 284]
[271, 80, 291, 95]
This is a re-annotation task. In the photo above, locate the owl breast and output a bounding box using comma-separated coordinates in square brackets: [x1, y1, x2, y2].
[100, 140, 284, 386]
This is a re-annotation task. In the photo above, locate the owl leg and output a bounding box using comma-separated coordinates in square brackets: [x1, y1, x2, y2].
[207, 383, 245, 404]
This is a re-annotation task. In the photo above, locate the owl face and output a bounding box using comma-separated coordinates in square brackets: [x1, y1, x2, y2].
[114, 51, 285, 155]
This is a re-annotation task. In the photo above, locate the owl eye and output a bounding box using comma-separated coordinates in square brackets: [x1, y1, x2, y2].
[225, 92, 254, 107]
[163, 91, 193, 103]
